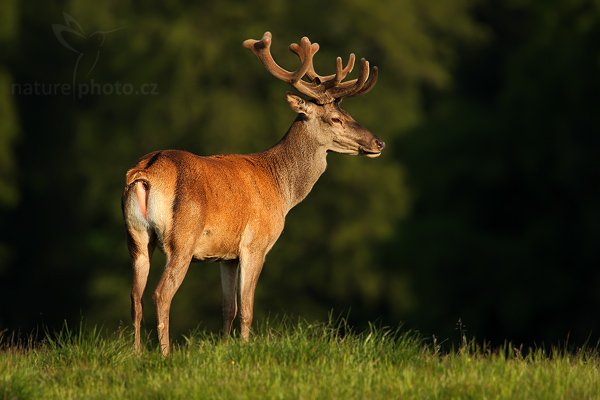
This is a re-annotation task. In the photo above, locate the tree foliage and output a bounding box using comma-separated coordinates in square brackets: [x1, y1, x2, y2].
[0, 0, 597, 345]
[393, 0, 600, 344]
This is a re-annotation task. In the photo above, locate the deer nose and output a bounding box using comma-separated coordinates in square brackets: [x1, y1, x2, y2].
[374, 139, 386, 151]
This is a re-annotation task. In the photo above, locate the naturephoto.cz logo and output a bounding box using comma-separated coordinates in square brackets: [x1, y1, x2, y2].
[11, 13, 158, 99]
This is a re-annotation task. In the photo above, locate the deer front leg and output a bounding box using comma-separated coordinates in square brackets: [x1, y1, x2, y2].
[220, 260, 239, 337]
[239, 252, 266, 341]
[153, 253, 192, 357]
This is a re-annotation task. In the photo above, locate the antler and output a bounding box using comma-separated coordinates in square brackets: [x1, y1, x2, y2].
[243, 31, 378, 104]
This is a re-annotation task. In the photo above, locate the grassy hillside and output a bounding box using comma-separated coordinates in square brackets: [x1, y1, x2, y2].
[1, 320, 598, 399]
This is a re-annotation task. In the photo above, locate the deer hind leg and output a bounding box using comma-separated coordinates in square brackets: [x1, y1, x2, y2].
[123, 181, 156, 353]
[239, 251, 266, 342]
[153, 248, 193, 357]
[125, 227, 155, 353]
[220, 260, 240, 337]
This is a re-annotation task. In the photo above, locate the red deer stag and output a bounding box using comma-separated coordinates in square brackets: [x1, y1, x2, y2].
[122, 31, 384, 356]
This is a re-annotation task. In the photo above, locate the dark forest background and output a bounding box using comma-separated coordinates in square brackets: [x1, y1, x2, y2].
[1, 0, 598, 346]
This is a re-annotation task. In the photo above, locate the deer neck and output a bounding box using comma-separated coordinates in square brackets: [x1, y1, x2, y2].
[264, 118, 328, 212]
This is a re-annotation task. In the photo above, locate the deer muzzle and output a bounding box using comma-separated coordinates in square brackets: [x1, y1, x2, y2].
[359, 136, 385, 158]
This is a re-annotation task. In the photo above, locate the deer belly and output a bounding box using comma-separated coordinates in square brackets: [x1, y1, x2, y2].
[191, 228, 240, 262]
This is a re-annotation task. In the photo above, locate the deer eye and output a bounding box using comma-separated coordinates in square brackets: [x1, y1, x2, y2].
[331, 117, 343, 125]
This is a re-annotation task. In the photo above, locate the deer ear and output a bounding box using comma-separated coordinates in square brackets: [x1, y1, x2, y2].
[286, 93, 314, 116]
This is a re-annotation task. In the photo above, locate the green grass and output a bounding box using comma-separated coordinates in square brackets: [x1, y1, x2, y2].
[1, 319, 598, 400]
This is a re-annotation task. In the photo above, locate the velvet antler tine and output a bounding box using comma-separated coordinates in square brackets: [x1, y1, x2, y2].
[330, 58, 370, 98]
[335, 57, 343, 84]
[289, 37, 314, 83]
[334, 53, 356, 83]
[348, 66, 378, 97]
[243, 32, 295, 81]
[290, 41, 335, 84]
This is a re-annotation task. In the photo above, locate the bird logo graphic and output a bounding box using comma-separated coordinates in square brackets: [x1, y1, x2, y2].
[52, 13, 123, 87]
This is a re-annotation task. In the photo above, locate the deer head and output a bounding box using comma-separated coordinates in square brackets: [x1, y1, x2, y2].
[244, 32, 385, 158]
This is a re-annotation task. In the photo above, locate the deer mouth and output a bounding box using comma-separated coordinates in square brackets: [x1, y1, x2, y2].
[359, 147, 382, 158]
